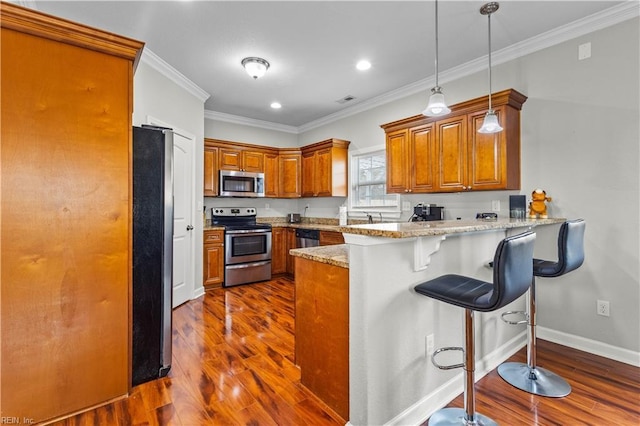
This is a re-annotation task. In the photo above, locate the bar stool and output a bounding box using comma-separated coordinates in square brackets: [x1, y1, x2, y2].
[498, 219, 586, 397]
[414, 231, 535, 426]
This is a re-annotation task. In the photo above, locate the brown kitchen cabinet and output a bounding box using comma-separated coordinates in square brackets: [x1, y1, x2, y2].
[264, 151, 279, 197]
[382, 89, 527, 194]
[271, 227, 287, 274]
[1, 3, 143, 423]
[279, 150, 302, 198]
[219, 146, 264, 172]
[295, 256, 349, 420]
[301, 138, 350, 197]
[286, 228, 297, 276]
[204, 145, 218, 196]
[203, 229, 225, 288]
[319, 230, 345, 246]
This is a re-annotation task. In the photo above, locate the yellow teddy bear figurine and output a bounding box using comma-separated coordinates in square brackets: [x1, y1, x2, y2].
[529, 188, 552, 219]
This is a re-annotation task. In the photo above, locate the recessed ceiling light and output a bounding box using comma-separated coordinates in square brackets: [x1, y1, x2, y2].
[270, 102, 282, 109]
[356, 60, 371, 71]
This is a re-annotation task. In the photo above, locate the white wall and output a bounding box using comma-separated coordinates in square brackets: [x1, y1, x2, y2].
[134, 59, 207, 300]
[298, 18, 640, 358]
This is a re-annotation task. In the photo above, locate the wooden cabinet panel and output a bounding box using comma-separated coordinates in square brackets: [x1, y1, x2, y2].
[218, 147, 264, 172]
[204, 146, 218, 196]
[295, 257, 349, 420]
[286, 228, 297, 276]
[0, 4, 143, 423]
[436, 115, 467, 192]
[264, 152, 279, 197]
[279, 152, 302, 198]
[319, 231, 345, 246]
[382, 89, 526, 194]
[271, 227, 287, 274]
[203, 230, 225, 288]
[301, 139, 349, 197]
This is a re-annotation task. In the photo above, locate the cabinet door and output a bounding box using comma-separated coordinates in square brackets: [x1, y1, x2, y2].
[301, 151, 316, 197]
[436, 115, 467, 192]
[286, 228, 297, 275]
[314, 148, 333, 197]
[203, 244, 225, 287]
[410, 124, 436, 193]
[319, 231, 345, 246]
[264, 153, 279, 197]
[468, 107, 515, 190]
[279, 153, 302, 198]
[204, 146, 218, 196]
[219, 147, 242, 171]
[386, 129, 409, 193]
[242, 150, 265, 172]
[271, 227, 287, 274]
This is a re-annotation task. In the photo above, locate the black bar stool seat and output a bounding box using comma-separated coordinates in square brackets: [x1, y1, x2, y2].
[498, 219, 586, 398]
[415, 231, 536, 426]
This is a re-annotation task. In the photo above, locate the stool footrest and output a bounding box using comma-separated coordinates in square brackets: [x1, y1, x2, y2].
[501, 310, 528, 325]
[431, 346, 464, 370]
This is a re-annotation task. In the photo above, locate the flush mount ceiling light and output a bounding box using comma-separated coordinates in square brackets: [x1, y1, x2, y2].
[478, 2, 503, 134]
[422, 0, 451, 117]
[356, 60, 371, 71]
[241, 57, 270, 79]
[270, 102, 281, 109]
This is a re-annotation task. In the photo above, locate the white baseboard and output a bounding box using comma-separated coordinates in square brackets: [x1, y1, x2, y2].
[192, 285, 205, 300]
[537, 326, 640, 367]
[384, 332, 527, 426]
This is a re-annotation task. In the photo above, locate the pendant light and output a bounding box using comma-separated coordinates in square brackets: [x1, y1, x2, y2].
[422, 0, 451, 117]
[478, 2, 503, 134]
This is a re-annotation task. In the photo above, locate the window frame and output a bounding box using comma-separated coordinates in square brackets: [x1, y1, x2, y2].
[348, 145, 401, 219]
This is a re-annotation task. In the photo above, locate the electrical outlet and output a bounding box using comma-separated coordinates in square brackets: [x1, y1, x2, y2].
[265, 203, 270, 209]
[597, 300, 610, 317]
[426, 334, 435, 357]
[402, 201, 411, 212]
[305, 204, 310, 209]
[491, 200, 501, 212]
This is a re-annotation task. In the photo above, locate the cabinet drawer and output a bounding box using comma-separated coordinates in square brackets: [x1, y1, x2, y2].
[204, 229, 224, 243]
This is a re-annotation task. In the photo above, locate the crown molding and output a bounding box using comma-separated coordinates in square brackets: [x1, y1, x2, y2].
[204, 110, 299, 134]
[141, 48, 210, 103]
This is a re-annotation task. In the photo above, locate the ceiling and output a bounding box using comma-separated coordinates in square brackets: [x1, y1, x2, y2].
[31, 1, 624, 128]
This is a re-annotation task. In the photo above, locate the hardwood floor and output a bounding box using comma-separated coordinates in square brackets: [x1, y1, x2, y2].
[51, 277, 639, 425]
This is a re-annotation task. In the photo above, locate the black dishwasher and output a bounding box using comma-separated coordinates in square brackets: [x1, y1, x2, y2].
[295, 229, 320, 248]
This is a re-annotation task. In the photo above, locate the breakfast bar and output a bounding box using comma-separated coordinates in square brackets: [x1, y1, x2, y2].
[292, 217, 564, 426]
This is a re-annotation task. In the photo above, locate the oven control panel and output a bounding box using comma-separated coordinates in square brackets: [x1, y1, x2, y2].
[212, 207, 256, 217]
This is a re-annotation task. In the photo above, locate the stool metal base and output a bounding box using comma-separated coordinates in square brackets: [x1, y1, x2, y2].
[428, 408, 497, 426]
[497, 362, 571, 397]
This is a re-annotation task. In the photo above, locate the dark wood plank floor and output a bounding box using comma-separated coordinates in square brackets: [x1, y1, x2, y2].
[51, 277, 639, 425]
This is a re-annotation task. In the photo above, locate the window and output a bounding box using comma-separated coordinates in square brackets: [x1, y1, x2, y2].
[349, 148, 400, 215]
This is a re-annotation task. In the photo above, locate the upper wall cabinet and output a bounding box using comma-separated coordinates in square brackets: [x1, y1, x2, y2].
[301, 138, 350, 197]
[381, 89, 527, 193]
[218, 145, 265, 172]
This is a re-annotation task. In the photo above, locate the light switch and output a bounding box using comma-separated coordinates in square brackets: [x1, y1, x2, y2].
[578, 42, 591, 60]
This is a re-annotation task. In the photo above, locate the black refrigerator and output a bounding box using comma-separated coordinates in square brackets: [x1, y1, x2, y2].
[132, 125, 173, 386]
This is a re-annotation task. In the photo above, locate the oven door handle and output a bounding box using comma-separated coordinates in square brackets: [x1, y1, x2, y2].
[225, 260, 271, 270]
[225, 229, 272, 235]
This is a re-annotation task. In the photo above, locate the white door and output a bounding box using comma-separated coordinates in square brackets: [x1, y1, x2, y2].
[172, 132, 194, 307]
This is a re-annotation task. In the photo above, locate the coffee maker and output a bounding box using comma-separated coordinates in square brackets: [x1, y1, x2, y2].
[411, 203, 444, 221]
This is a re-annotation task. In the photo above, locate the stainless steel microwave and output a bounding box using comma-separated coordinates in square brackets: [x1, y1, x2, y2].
[219, 170, 265, 197]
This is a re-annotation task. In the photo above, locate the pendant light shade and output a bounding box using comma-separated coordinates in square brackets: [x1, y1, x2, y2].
[241, 57, 270, 79]
[423, 0, 450, 117]
[478, 2, 503, 134]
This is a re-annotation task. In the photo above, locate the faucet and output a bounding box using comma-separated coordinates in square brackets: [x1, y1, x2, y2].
[366, 213, 373, 224]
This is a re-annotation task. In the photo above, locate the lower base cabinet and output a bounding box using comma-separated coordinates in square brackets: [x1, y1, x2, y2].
[295, 257, 349, 421]
[204, 230, 225, 288]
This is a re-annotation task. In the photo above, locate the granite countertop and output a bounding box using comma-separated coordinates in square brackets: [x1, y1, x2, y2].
[290, 244, 349, 269]
[336, 217, 565, 239]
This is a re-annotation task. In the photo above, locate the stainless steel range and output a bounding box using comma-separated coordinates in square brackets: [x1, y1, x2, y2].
[211, 207, 272, 287]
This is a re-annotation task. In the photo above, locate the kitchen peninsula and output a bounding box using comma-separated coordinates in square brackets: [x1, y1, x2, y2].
[292, 217, 564, 426]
